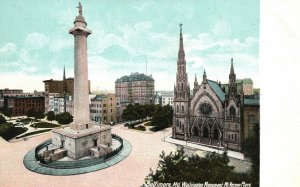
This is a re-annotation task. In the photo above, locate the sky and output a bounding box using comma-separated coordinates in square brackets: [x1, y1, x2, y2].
[0, 0, 259, 92]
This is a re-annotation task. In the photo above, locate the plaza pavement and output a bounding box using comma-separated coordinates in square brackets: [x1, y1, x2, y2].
[0, 124, 251, 187]
[0, 124, 176, 187]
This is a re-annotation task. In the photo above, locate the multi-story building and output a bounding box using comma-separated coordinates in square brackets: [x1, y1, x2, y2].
[0, 89, 23, 107]
[221, 78, 254, 96]
[154, 91, 174, 107]
[115, 72, 155, 105]
[43, 67, 90, 97]
[49, 95, 65, 114]
[172, 25, 259, 152]
[3, 96, 45, 116]
[46, 94, 74, 115]
[43, 78, 75, 96]
[90, 94, 119, 124]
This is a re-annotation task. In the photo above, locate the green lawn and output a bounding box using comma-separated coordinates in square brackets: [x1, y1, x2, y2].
[16, 118, 32, 124]
[144, 122, 153, 126]
[16, 129, 52, 139]
[30, 122, 59, 128]
[0, 126, 28, 141]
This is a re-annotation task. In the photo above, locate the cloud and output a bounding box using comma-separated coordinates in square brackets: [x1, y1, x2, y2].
[0, 72, 48, 92]
[0, 43, 17, 58]
[25, 32, 49, 50]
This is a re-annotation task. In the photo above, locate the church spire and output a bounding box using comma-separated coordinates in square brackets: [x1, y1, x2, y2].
[203, 69, 207, 83]
[229, 58, 237, 94]
[63, 66, 66, 80]
[230, 57, 234, 74]
[178, 23, 185, 65]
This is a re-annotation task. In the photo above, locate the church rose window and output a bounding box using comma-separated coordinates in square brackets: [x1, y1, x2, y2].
[199, 102, 212, 115]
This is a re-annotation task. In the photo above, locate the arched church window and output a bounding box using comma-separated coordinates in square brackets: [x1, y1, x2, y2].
[228, 134, 230, 140]
[229, 106, 235, 117]
[177, 105, 179, 113]
[182, 105, 184, 113]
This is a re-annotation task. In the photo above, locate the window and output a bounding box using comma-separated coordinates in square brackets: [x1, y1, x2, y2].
[177, 105, 179, 113]
[249, 115, 255, 122]
[182, 105, 184, 113]
[229, 106, 235, 117]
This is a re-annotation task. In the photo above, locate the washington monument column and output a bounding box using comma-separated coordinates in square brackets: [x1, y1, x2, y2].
[69, 2, 92, 130]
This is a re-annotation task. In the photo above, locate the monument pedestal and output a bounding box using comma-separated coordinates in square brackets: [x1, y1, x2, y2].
[52, 124, 112, 159]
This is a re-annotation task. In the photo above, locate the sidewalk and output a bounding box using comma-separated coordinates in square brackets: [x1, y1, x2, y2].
[164, 134, 245, 160]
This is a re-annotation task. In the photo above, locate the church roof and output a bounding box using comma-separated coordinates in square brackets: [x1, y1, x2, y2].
[115, 73, 154, 83]
[207, 80, 225, 101]
[244, 98, 260, 105]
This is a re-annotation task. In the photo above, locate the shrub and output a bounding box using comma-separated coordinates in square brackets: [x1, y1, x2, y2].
[134, 125, 146, 131]
[0, 114, 6, 124]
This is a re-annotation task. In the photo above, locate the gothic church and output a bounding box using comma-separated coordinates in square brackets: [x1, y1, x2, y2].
[172, 25, 249, 152]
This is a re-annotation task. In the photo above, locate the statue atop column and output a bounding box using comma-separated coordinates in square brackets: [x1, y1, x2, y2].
[77, 2, 82, 16]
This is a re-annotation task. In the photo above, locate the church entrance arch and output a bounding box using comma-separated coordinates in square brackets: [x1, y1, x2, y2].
[203, 127, 209, 138]
[192, 126, 199, 136]
[213, 129, 219, 140]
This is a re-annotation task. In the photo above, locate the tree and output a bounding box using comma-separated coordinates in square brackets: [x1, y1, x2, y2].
[35, 111, 45, 119]
[151, 104, 173, 130]
[145, 148, 248, 184]
[122, 104, 136, 122]
[46, 111, 56, 123]
[243, 125, 260, 187]
[56, 112, 73, 124]
[1, 106, 12, 120]
[145, 104, 155, 118]
[0, 114, 6, 124]
[26, 108, 36, 118]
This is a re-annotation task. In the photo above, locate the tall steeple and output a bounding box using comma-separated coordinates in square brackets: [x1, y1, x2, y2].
[63, 66, 66, 80]
[178, 23, 185, 65]
[173, 23, 190, 140]
[203, 69, 207, 83]
[230, 57, 234, 74]
[175, 23, 189, 99]
[228, 58, 237, 95]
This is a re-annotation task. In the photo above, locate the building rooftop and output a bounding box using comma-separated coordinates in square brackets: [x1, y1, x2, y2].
[244, 98, 260, 105]
[4, 96, 44, 99]
[115, 73, 154, 83]
[236, 78, 253, 84]
[92, 94, 107, 101]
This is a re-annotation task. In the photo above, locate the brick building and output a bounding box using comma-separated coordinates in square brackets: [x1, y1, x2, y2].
[4, 96, 45, 116]
[115, 72, 155, 105]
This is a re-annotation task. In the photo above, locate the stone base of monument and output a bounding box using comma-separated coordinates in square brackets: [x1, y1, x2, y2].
[23, 134, 131, 175]
[50, 123, 112, 160]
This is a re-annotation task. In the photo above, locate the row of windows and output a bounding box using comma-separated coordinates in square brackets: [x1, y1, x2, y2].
[228, 134, 238, 141]
[176, 105, 185, 113]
